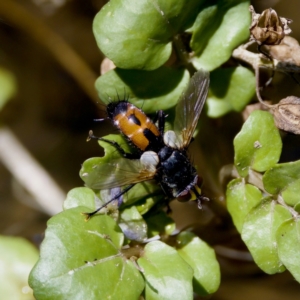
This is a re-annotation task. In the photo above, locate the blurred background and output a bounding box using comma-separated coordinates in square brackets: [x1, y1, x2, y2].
[0, 0, 300, 299]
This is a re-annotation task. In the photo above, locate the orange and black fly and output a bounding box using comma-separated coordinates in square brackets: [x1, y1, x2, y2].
[83, 69, 210, 218]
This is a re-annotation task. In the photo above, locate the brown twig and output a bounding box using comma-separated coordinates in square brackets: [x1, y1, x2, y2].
[0, 127, 65, 215]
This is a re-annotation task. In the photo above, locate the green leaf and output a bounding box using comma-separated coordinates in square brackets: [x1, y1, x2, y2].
[29, 207, 144, 300]
[93, 0, 205, 70]
[0, 236, 38, 300]
[207, 66, 255, 117]
[0, 67, 17, 110]
[176, 232, 220, 296]
[119, 206, 148, 242]
[234, 110, 282, 177]
[64, 186, 124, 218]
[190, 0, 250, 71]
[294, 202, 300, 213]
[95, 67, 190, 113]
[80, 134, 131, 187]
[277, 218, 300, 282]
[263, 160, 300, 206]
[226, 178, 262, 233]
[138, 241, 193, 300]
[241, 199, 291, 274]
[63, 187, 97, 210]
[64, 188, 148, 241]
[146, 211, 176, 237]
[122, 181, 162, 214]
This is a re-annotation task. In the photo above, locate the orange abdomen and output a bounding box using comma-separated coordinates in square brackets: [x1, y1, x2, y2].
[107, 101, 160, 151]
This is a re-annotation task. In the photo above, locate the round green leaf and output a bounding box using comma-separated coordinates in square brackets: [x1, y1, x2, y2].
[95, 67, 190, 113]
[241, 199, 291, 274]
[190, 0, 250, 71]
[0, 67, 17, 110]
[234, 110, 282, 177]
[119, 206, 148, 242]
[63, 187, 97, 210]
[277, 218, 300, 282]
[93, 0, 205, 70]
[29, 207, 144, 300]
[138, 241, 193, 300]
[64, 186, 123, 217]
[0, 236, 38, 300]
[176, 232, 220, 296]
[226, 178, 262, 233]
[93, 0, 170, 70]
[294, 202, 300, 213]
[64, 187, 148, 241]
[207, 66, 255, 118]
[263, 160, 300, 206]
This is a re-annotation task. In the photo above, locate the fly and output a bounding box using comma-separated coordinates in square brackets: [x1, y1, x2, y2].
[82, 69, 210, 219]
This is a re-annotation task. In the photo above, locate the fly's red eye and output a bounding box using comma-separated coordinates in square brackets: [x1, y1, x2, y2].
[177, 191, 193, 202]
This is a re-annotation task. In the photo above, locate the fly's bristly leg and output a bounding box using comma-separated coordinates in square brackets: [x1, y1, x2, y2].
[152, 110, 166, 136]
[191, 186, 210, 209]
[82, 184, 135, 220]
[87, 130, 139, 159]
[196, 195, 210, 209]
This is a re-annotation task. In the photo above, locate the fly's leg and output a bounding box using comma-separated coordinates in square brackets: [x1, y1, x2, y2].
[82, 184, 135, 220]
[152, 110, 167, 136]
[196, 195, 210, 209]
[192, 186, 210, 209]
[87, 130, 140, 159]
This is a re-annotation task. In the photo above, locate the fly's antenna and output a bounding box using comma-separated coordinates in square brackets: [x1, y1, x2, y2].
[91, 99, 108, 122]
[93, 103, 108, 122]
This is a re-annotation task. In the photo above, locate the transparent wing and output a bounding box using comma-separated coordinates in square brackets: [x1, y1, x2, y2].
[81, 158, 156, 190]
[174, 69, 210, 148]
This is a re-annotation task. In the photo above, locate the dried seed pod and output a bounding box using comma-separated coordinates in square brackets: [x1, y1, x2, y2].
[270, 96, 300, 134]
[249, 5, 292, 45]
[262, 36, 300, 72]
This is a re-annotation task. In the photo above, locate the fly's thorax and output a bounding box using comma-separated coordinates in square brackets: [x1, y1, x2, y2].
[107, 101, 161, 151]
[157, 145, 173, 161]
[157, 147, 199, 196]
